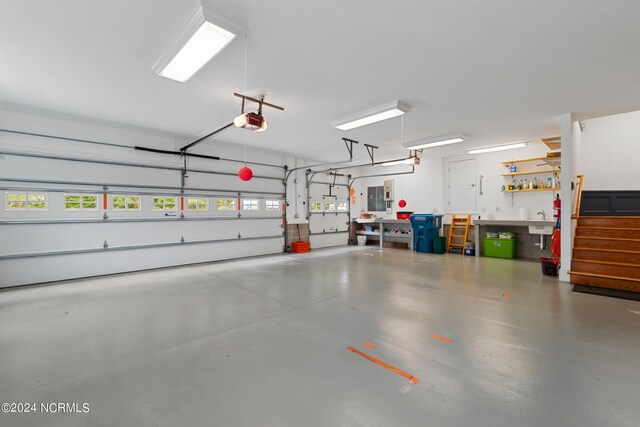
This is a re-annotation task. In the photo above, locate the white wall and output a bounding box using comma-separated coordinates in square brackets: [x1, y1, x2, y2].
[576, 110, 640, 190]
[0, 108, 320, 287]
[351, 142, 559, 223]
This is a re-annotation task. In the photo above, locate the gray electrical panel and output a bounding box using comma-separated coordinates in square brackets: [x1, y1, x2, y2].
[367, 186, 386, 211]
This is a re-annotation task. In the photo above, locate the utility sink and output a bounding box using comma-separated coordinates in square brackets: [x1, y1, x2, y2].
[528, 225, 554, 235]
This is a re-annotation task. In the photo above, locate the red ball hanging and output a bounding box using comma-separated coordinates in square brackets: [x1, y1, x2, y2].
[238, 166, 253, 181]
[398, 199, 407, 208]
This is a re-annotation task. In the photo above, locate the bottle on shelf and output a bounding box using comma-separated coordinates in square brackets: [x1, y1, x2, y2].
[547, 177, 552, 189]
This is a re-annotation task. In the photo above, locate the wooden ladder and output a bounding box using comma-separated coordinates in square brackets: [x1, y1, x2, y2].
[448, 214, 471, 254]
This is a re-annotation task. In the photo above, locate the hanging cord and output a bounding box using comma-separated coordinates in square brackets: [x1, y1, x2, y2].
[243, 33, 248, 91]
[244, 143, 247, 165]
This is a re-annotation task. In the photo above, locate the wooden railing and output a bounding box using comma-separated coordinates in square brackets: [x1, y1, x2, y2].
[572, 175, 584, 219]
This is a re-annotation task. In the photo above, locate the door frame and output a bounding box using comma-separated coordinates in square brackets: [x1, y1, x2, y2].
[445, 157, 478, 214]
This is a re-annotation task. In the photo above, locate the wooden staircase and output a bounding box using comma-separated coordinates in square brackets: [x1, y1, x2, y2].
[570, 216, 640, 293]
[447, 215, 471, 254]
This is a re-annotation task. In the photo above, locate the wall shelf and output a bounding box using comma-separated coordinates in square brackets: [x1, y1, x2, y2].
[501, 169, 557, 177]
[355, 231, 380, 236]
[542, 136, 561, 150]
[500, 156, 548, 165]
[501, 187, 560, 193]
[501, 153, 561, 168]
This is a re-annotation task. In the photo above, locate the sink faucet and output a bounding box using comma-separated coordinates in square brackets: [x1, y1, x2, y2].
[537, 210, 546, 220]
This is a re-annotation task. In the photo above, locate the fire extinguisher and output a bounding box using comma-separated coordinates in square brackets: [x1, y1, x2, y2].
[553, 194, 561, 219]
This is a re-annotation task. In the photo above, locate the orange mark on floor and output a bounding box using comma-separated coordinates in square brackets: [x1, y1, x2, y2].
[432, 335, 453, 343]
[362, 342, 376, 349]
[502, 291, 509, 297]
[347, 346, 419, 384]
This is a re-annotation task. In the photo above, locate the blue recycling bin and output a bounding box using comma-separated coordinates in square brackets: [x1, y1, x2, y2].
[410, 213, 444, 253]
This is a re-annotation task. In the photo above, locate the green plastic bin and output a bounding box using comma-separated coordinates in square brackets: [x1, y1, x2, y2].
[433, 236, 446, 254]
[483, 238, 517, 259]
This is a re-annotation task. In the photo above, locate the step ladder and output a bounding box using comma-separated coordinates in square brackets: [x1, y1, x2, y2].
[448, 215, 471, 254]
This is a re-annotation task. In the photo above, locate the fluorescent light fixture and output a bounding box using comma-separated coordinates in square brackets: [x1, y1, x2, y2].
[153, 4, 242, 82]
[332, 101, 410, 131]
[403, 133, 467, 150]
[159, 22, 235, 82]
[381, 156, 421, 167]
[468, 142, 527, 154]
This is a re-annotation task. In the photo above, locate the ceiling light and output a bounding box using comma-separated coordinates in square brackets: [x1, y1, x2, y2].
[153, 4, 242, 82]
[403, 133, 467, 150]
[468, 142, 527, 154]
[332, 101, 410, 131]
[381, 156, 421, 167]
[234, 112, 267, 132]
[159, 22, 234, 82]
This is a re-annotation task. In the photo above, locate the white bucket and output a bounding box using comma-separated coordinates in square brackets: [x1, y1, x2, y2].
[357, 235, 367, 246]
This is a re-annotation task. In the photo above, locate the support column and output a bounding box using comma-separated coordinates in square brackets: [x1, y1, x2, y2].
[559, 113, 574, 282]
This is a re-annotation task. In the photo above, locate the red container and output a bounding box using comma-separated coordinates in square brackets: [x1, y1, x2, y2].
[292, 241, 310, 253]
[540, 258, 558, 276]
[396, 211, 413, 220]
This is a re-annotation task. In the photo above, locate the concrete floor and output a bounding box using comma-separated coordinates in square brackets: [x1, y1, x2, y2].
[1, 247, 640, 427]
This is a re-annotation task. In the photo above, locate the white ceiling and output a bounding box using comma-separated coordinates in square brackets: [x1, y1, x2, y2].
[2, 0, 640, 161]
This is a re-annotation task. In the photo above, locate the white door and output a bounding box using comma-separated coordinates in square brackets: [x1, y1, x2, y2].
[447, 159, 477, 213]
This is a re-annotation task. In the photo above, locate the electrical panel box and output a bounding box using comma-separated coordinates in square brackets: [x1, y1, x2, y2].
[383, 180, 394, 201]
[367, 186, 386, 211]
